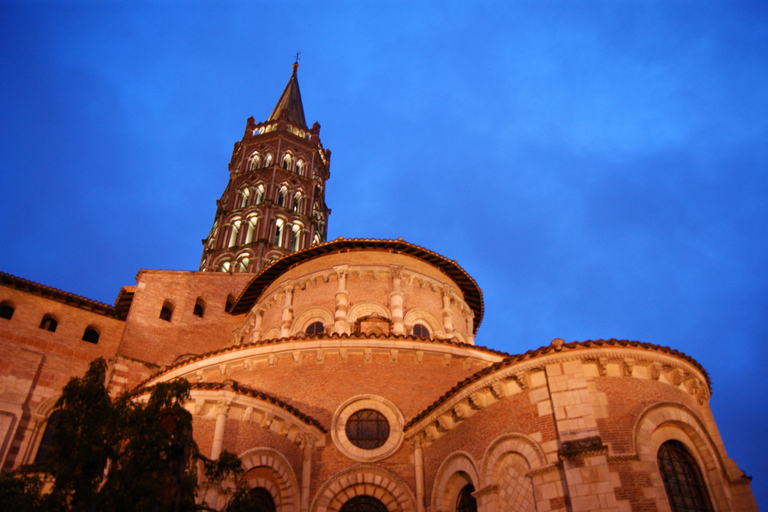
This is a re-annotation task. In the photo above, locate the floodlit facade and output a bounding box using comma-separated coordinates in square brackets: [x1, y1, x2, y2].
[0, 65, 758, 512]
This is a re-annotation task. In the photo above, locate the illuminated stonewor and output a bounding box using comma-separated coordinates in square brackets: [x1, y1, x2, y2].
[199, 62, 332, 274]
[0, 65, 759, 512]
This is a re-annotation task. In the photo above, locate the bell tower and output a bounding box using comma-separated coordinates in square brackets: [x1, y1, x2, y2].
[200, 63, 331, 274]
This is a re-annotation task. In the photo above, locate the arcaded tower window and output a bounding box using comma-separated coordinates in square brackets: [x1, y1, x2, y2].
[345, 409, 390, 449]
[340, 496, 388, 512]
[658, 440, 713, 512]
[456, 484, 477, 512]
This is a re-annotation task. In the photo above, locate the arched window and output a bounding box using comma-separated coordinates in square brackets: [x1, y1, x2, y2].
[159, 301, 174, 322]
[340, 496, 388, 512]
[219, 260, 232, 273]
[274, 219, 285, 247]
[238, 188, 250, 209]
[228, 220, 241, 248]
[658, 440, 713, 512]
[296, 160, 304, 176]
[345, 409, 390, 449]
[225, 294, 235, 313]
[34, 409, 61, 464]
[290, 225, 300, 252]
[282, 154, 291, 170]
[456, 484, 477, 512]
[255, 185, 265, 205]
[0, 301, 14, 320]
[292, 194, 301, 213]
[277, 188, 287, 207]
[249, 153, 260, 171]
[248, 488, 276, 512]
[39, 315, 58, 332]
[412, 324, 429, 339]
[236, 257, 250, 273]
[245, 217, 258, 244]
[305, 321, 324, 335]
[193, 298, 206, 318]
[82, 326, 100, 344]
[265, 154, 273, 167]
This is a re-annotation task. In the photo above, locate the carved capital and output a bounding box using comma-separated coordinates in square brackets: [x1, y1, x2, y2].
[558, 436, 607, 459]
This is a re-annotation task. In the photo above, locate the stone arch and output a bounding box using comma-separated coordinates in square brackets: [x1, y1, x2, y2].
[291, 306, 334, 335]
[633, 402, 731, 511]
[403, 308, 444, 337]
[431, 451, 480, 512]
[239, 447, 300, 512]
[312, 464, 416, 512]
[481, 433, 546, 484]
[481, 434, 544, 512]
[347, 301, 391, 324]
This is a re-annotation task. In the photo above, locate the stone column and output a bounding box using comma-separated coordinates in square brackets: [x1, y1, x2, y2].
[389, 265, 405, 335]
[333, 265, 349, 334]
[300, 434, 315, 512]
[250, 308, 264, 342]
[412, 435, 425, 512]
[280, 282, 294, 338]
[441, 286, 454, 336]
[210, 401, 230, 459]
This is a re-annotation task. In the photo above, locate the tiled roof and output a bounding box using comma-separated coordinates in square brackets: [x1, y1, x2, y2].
[405, 338, 711, 430]
[0, 271, 125, 319]
[231, 237, 485, 333]
[268, 63, 307, 128]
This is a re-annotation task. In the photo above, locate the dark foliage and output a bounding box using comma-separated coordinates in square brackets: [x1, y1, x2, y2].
[0, 358, 260, 512]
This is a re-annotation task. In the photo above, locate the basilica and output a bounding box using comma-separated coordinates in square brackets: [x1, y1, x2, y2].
[0, 64, 758, 512]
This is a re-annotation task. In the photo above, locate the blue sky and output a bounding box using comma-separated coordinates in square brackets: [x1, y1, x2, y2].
[1, 1, 766, 506]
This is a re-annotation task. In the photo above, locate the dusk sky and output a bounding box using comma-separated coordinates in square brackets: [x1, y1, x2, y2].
[1, 1, 766, 506]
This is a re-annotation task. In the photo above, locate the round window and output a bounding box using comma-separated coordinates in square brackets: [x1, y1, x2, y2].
[345, 409, 390, 449]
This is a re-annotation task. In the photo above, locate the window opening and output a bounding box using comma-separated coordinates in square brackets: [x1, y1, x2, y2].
[290, 227, 300, 252]
[412, 324, 429, 339]
[159, 301, 174, 322]
[248, 488, 276, 512]
[39, 315, 58, 332]
[658, 440, 713, 512]
[274, 220, 284, 247]
[225, 294, 235, 313]
[34, 409, 61, 464]
[345, 409, 390, 449]
[0, 301, 14, 320]
[340, 496, 388, 512]
[193, 298, 206, 318]
[305, 321, 324, 335]
[456, 484, 477, 512]
[82, 326, 100, 344]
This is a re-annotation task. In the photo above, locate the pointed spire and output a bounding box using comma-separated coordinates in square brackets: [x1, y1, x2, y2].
[268, 62, 307, 128]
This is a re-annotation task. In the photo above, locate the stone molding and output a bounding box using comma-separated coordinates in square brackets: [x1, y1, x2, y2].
[405, 346, 711, 444]
[430, 451, 480, 512]
[557, 436, 608, 459]
[481, 433, 547, 483]
[310, 463, 416, 512]
[330, 394, 404, 463]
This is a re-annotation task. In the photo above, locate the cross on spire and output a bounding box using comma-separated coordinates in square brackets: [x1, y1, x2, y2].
[294, 51, 301, 64]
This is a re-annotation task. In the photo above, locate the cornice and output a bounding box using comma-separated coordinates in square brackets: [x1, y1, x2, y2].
[230, 237, 484, 333]
[405, 339, 712, 442]
[0, 270, 123, 319]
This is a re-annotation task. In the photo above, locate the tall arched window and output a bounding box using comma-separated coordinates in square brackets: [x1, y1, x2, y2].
[228, 220, 241, 248]
[290, 225, 301, 252]
[282, 154, 291, 170]
[277, 188, 287, 207]
[245, 217, 258, 244]
[658, 440, 714, 512]
[0, 301, 14, 320]
[34, 409, 61, 464]
[274, 219, 285, 247]
[39, 314, 58, 332]
[456, 484, 477, 512]
[255, 185, 265, 205]
[292, 194, 301, 213]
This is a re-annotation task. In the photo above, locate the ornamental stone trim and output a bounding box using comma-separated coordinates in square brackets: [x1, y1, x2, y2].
[330, 394, 405, 463]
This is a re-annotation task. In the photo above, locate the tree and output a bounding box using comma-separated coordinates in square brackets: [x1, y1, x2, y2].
[0, 358, 260, 512]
